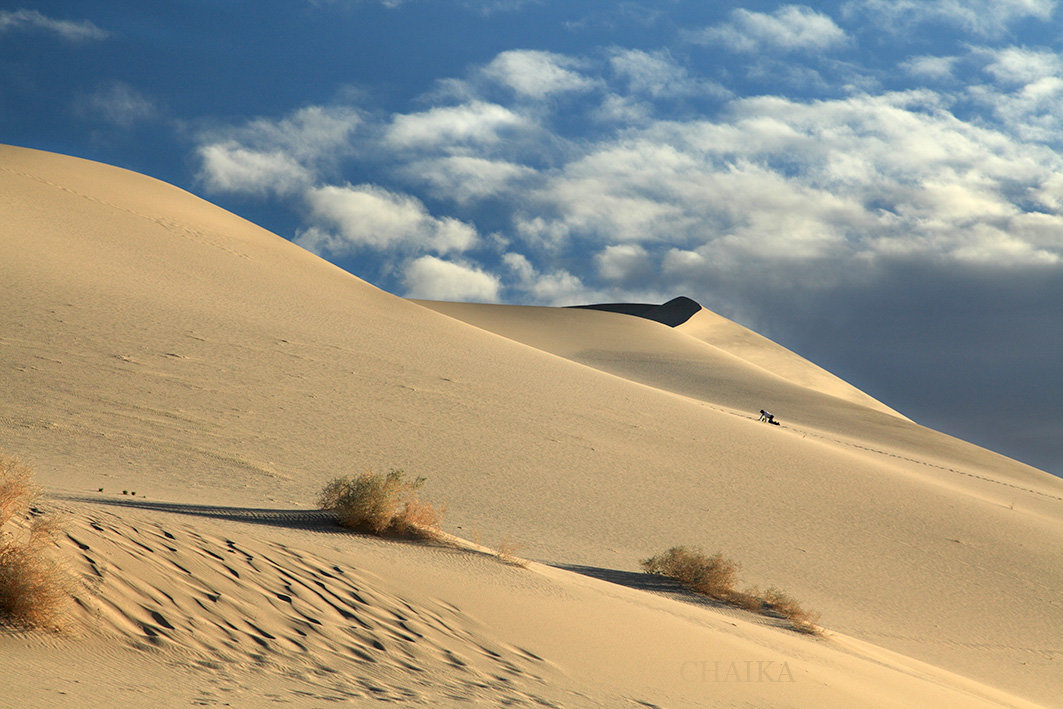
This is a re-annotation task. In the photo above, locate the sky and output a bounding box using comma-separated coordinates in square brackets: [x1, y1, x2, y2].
[2, 0, 1062, 477]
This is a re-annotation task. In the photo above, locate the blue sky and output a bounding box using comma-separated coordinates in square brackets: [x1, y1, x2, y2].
[3, 1, 1062, 476]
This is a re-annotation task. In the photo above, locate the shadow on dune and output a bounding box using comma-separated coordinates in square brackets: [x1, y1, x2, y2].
[567, 296, 702, 327]
[55, 494, 342, 531]
[554, 563, 708, 598]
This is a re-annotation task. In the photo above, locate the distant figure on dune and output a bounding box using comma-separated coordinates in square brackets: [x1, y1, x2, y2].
[759, 409, 779, 425]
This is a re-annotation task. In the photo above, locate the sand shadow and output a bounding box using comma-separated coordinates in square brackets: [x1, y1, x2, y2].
[568, 296, 702, 327]
[556, 563, 692, 595]
[55, 494, 341, 532]
[555, 563, 742, 613]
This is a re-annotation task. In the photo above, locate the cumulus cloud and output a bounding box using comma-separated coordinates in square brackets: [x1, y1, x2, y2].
[902, 55, 959, 80]
[969, 47, 1063, 144]
[502, 253, 593, 304]
[690, 5, 848, 53]
[198, 145, 313, 197]
[403, 255, 500, 301]
[982, 46, 1063, 85]
[386, 101, 530, 150]
[511, 89, 1063, 287]
[197, 105, 362, 196]
[596, 244, 655, 286]
[843, 0, 1057, 37]
[482, 50, 598, 98]
[608, 48, 729, 99]
[296, 184, 478, 256]
[402, 156, 537, 204]
[0, 9, 108, 41]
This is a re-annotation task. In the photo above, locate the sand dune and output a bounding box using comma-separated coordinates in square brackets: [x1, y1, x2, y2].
[2, 145, 1062, 706]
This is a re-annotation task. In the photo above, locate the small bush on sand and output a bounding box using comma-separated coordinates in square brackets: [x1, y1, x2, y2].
[0, 458, 37, 528]
[727, 586, 766, 613]
[318, 469, 443, 540]
[642, 545, 821, 636]
[640, 546, 739, 600]
[495, 540, 528, 568]
[0, 457, 72, 630]
[762, 586, 820, 635]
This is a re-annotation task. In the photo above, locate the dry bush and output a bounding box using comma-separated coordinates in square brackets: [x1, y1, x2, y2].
[318, 469, 443, 540]
[0, 457, 72, 630]
[495, 540, 527, 568]
[0, 457, 38, 527]
[389, 496, 445, 541]
[763, 586, 821, 635]
[640, 546, 739, 600]
[641, 545, 822, 636]
[727, 586, 766, 613]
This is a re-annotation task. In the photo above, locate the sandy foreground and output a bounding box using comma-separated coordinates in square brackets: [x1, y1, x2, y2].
[1, 144, 1061, 707]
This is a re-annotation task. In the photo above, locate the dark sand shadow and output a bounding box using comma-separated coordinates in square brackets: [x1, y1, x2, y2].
[54, 494, 341, 531]
[553, 563, 729, 611]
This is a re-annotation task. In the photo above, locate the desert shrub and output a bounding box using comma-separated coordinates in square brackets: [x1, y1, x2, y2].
[641, 545, 821, 636]
[0, 457, 37, 527]
[495, 540, 527, 568]
[727, 586, 766, 613]
[318, 469, 443, 540]
[762, 586, 821, 635]
[640, 546, 739, 600]
[0, 457, 71, 630]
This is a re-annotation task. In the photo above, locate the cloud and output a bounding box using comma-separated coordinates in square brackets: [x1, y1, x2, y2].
[402, 156, 537, 204]
[0, 9, 108, 41]
[403, 255, 500, 301]
[198, 145, 314, 197]
[386, 101, 530, 150]
[596, 244, 654, 286]
[982, 46, 1063, 85]
[509, 88, 1063, 293]
[77, 82, 158, 127]
[481, 50, 598, 98]
[901, 55, 959, 80]
[196, 105, 362, 195]
[608, 48, 729, 100]
[502, 253, 593, 304]
[968, 46, 1063, 144]
[843, 0, 1057, 37]
[690, 5, 848, 53]
[295, 184, 478, 256]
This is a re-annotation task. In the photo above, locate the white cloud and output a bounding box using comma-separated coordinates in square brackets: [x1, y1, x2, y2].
[691, 5, 848, 53]
[482, 50, 598, 98]
[594, 94, 654, 124]
[596, 244, 653, 285]
[969, 47, 1063, 143]
[511, 89, 1063, 283]
[502, 253, 593, 304]
[403, 156, 537, 204]
[843, 0, 1057, 37]
[196, 105, 361, 196]
[983, 46, 1063, 85]
[0, 9, 108, 41]
[403, 255, 500, 301]
[902, 55, 959, 80]
[296, 184, 478, 255]
[198, 145, 313, 197]
[386, 101, 529, 150]
[78, 82, 158, 126]
[608, 48, 729, 100]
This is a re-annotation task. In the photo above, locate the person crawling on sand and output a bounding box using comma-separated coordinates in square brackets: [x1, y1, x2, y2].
[759, 409, 779, 425]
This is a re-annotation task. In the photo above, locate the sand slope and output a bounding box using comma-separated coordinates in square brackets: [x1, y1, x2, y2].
[2, 145, 1062, 706]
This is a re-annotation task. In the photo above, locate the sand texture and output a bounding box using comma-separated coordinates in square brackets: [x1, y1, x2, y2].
[2, 144, 1062, 707]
